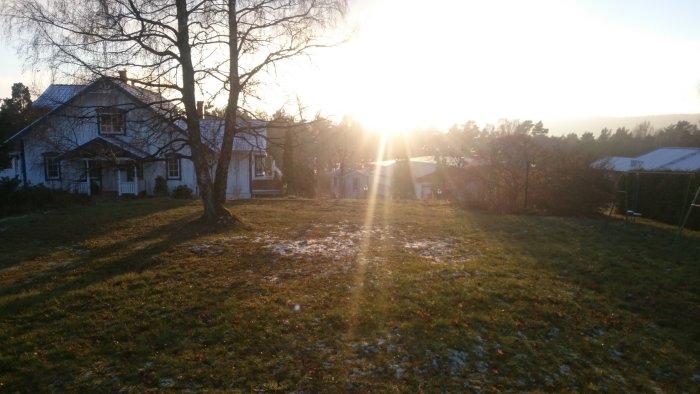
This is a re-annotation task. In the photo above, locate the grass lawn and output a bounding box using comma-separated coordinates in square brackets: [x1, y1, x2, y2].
[1, 198, 699, 392]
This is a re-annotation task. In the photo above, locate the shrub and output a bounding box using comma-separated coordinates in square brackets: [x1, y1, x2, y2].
[459, 136, 613, 216]
[172, 185, 193, 199]
[0, 178, 81, 216]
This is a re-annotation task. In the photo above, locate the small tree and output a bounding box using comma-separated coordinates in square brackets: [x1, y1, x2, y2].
[0, 83, 37, 166]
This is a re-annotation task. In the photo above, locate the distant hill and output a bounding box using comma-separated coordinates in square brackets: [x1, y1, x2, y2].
[543, 113, 700, 136]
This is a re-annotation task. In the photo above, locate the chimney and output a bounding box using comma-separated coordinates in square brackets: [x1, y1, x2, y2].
[118, 70, 128, 82]
[196, 101, 204, 119]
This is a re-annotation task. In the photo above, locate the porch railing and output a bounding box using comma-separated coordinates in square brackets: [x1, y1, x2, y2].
[119, 182, 137, 195]
[73, 182, 89, 195]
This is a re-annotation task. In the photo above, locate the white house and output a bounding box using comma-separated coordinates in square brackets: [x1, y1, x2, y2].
[329, 168, 369, 198]
[367, 156, 458, 199]
[330, 156, 469, 200]
[1, 76, 279, 199]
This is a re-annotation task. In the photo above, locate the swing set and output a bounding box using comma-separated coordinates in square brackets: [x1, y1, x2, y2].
[609, 170, 700, 241]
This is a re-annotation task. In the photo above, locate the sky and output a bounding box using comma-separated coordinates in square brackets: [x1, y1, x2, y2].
[3, 0, 700, 134]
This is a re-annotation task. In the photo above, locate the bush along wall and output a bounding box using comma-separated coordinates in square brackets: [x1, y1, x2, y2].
[0, 177, 85, 216]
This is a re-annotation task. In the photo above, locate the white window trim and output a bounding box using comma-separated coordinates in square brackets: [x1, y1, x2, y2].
[97, 110, 126, 135]
[44, 154, 61, 181]
[166, 156, 181, 180]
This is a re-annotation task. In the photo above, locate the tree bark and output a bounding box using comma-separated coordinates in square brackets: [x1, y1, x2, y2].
[212, 0, 240, 208]
[176, 0, 230, 223]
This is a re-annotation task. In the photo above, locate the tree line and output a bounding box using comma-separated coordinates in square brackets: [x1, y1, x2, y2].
[3, 79, 699, 218]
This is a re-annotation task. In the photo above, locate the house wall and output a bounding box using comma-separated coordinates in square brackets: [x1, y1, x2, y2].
[20, 83, 184, 190]
[162, 157, 197, 195]
[416, 182, 433, 200]
[226, 152, 251, 199]
[17, 81, 262, 199]
[330, 171, 369, 198]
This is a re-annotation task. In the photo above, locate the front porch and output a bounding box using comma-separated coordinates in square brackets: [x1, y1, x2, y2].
[68, 159, 146, 197]
[59, 136, 150, 197]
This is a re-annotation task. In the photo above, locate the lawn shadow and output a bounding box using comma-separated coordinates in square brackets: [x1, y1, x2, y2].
[0, 198, 194, 271]
[468, 211, 700, 357]
[0, 201, 242, 314]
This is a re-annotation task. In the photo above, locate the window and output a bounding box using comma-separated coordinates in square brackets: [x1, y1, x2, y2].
[44, 154, 61, 180]
[97, 109, 126, 134]
[166, 156, 180, 179]
[254, 155, 265, 177]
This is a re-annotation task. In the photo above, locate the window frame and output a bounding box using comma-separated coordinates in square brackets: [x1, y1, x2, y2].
[254, 155, 266, 177]
[97, 108, 126, 135]
[44, 153, 61, 181]
[165, 155, 181, 180]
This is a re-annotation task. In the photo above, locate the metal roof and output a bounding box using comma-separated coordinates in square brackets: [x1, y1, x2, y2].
[592, 148, 700, 173]
[591, 156, 635, 172]
[14, 78, 267, 155]
[183, 118, 267, 153]
[33, 85, 86, 110]
[113, 80, 177, 117]
[634, 147, 700, 172]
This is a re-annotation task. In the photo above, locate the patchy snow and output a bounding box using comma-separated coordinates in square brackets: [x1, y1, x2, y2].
[403, 239, 468, 263]
[184, 223, 468, 265]
[266, 236, 358, 261]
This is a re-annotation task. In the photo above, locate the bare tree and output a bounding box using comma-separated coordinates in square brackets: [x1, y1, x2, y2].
[4, 0, 346, 224]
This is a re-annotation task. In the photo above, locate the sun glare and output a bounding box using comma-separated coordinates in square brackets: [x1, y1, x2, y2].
[262, 0, 700, 135]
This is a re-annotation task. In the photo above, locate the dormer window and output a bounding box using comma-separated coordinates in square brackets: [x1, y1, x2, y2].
[97, 108, 126, 135]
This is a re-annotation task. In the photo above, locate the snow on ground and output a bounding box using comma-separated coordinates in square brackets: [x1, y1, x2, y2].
[403, 239, 468, 263]
[185, 223, 468, 264]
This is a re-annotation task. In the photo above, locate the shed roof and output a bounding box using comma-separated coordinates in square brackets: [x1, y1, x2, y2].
[591, 156, 635, 172]
[634, 147, 700, 172]
[592, 148, 700, 173]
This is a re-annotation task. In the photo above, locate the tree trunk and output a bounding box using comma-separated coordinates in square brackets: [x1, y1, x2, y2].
[176, 0, 231, 224]
[283, 128, 295, 195]
[212, 0, 240, 208]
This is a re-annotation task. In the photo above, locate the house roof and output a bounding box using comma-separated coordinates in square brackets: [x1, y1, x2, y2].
[113, 80, 178, 117]
[33, 84, 86, 110]
[174, 118, 267, 153]
[199, 118, 267, 152]
[592, 148, 700, 173]
[5, 77, 267, 154]
[329, 168, 369, 178]
[6, 77, 182, 145]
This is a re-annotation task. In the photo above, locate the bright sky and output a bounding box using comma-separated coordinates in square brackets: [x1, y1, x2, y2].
[272, 0, 700, 132]
[3, 0, 700, 133]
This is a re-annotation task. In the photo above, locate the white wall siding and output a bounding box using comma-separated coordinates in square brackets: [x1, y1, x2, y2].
[14, 81, 262, 199]
[226, 153, 252, 199]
